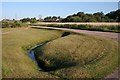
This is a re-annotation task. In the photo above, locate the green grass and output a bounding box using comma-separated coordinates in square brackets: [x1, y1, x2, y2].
[32, 24, 120, 33]
[34, 34, 119, 78]
[2, 28, 62, 78]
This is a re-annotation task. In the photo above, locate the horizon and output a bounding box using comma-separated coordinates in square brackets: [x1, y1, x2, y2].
[2, 2, 118, 20]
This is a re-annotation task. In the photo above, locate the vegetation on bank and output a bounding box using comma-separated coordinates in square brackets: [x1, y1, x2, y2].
[2, 28, 62, 78]
[34, 34, 118, 78]
[32, 24, 120, 33]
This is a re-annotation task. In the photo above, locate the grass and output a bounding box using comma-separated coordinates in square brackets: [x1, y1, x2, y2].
[0, 28, 1, 79]
[32, 24, 120, 33]
[34, 34, 118, 79]
[2, 28, 63, 78]
[2, 27, 119, 79]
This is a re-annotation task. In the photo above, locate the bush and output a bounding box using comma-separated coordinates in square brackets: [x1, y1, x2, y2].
[2, 21, 28, 28]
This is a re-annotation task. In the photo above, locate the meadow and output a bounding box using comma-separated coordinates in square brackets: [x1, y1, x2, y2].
[2, 28, 62, 78]
[2, 27, 119, 79]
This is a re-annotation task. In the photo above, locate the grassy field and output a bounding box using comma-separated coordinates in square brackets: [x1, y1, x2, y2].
[2, 28, 62, 78]
[2, 27, 119, 79]
[34, 34, 119, 78]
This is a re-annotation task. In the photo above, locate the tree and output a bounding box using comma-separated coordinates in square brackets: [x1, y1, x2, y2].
[52, 16, 57, 22]
[77, 12, 84, 17]
[105, 9, 120, 22]
[44, 16, 52, 22]
[71, 16, 82, 22]
[20, 17, 37, 23]
[20, 18, 30, 23]
[44, 16, 60, 22]
[43, 9, 120, 22]
[93, 12, 105, 22]
[58, 16, 60, 19]
[30, 17, 37, 23]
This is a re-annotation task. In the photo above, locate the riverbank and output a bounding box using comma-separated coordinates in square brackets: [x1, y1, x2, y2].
[2, 28, 63, 78]
[32, 30, 118, 79]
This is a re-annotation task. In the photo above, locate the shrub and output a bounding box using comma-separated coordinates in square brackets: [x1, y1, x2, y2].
[2, 21, 28, 28]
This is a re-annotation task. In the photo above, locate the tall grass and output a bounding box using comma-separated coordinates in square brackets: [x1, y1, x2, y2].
[34, 34, 118, 78]
[32, 24, 119, 32]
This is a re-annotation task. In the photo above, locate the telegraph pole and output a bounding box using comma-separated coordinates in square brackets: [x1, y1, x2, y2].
[38, 14, 42, 21]
[15, 13, 17, 20]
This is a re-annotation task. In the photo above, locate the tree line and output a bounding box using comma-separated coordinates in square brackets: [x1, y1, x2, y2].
[19, 9, 120, 23]
[44, 9, 120, 22]
[2, 9, 120, 26]
[20, 17, 38, 23]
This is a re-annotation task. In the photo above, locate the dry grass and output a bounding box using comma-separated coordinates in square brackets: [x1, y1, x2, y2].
[2, 28, 62, 78]
[2, 27, 119, 79]
[32, 24, 119, 33]
[34, 34, 118, 78]
[37, 22, 119, 26]
[0, 28, 2, 79]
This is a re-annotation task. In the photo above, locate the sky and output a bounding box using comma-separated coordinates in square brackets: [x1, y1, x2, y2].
[1, 0, 120, 2]
[1, 2, 118, 20]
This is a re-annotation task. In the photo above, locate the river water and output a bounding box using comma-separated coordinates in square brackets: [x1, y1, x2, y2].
[28, 32, 71, 71]
[28, 43, 45, 71]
